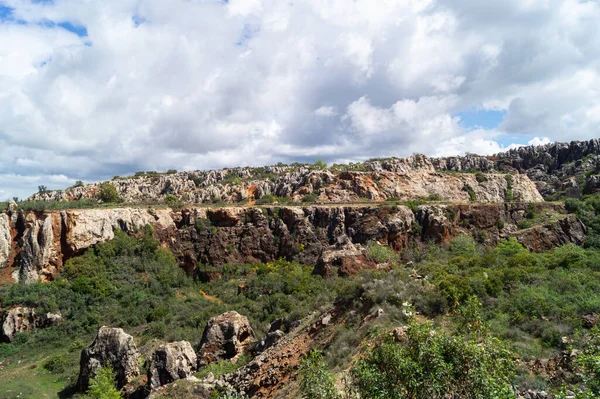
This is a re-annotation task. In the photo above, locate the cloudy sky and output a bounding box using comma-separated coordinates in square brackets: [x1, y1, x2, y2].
[1, 0, 599, 200]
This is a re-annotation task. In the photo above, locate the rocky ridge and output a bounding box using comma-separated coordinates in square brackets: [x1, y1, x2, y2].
[26, 138, 600, 205]
[0, 203, 585, 284]
[28, 154, 543, 205]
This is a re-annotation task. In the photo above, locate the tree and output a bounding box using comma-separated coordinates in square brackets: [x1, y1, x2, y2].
[298, 350, 339, 399]
[86, 366, 122, 399]
[313, 159, 327, 170]
[74, 180, 84, 187]
[97, 183, 122, 203]
[38, 185, 48, 194]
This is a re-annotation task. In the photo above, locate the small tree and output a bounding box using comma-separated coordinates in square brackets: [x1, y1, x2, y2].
[38, 185, 48, 194]
[74, 180, 84, 187]
[298, 350, 339, 399]
[313, 159, 327, 170]
[86, 365, 122, 399]
[97, 183, 122, 203]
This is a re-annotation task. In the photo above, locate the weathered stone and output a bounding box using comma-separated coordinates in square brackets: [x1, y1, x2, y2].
[77, 327, 140, 391]
[1, 306, 36, 342]
[255, 330, 285, 354]
[197, 311, 256, 367]
[148, 341, 197, 389]
[0, 213, 11, 268]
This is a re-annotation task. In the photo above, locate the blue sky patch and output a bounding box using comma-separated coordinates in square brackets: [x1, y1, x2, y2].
[456, 108, 507, 130]
[132, 14, 146, 27]
[0, 4, 14, 21]
[58, 21, 88, 37]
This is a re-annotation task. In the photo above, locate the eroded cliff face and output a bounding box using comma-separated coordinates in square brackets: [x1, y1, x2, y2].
[28, 154, 543, 205]
[0, 203, 585, 284]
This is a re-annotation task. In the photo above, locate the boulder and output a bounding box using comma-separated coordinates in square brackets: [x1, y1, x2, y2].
[1, 306, 36, 342]
[148, 341, 197, 389]
[197, 311, 256, 367]
[77, 327, 141, 391]
[255, 330, 285, 354]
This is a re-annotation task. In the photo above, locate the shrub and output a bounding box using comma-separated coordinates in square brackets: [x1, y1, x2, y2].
[463, 186, 476, 201]
[298, 350, 339, 399]
[256, 194, 276, 205]
[97, 183, 123, 203]
[302, 193, 318, 203]
[164, 194, 183, 209]
[475, 172, 488, 183]
[505, 189, 514, 202]
[427, 193, 442, 201]
[367, 242, 399, 264]
[43, 353, 69, 374]
[313, 159, 327, 170]
[450, 235, 477, 257]
[86, 365, 122, 399]
[350, 320, 516, 399]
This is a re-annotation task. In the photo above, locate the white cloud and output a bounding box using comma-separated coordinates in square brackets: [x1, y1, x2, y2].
[0, 0, 598, 199]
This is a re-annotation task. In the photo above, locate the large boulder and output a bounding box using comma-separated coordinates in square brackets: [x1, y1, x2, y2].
[77, 327, 141, 391]
[1, 306, 36, 342]
[197, 311, 256, 367]
[0, 307, 63, 343]
[148, 341, 197, 389]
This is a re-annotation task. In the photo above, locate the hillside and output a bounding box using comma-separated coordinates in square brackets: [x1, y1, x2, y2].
[1, 139, 600, 399]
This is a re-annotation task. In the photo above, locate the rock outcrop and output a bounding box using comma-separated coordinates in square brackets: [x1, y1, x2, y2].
[0, 202, 586, 284]
[0, 306, 62, 342]
[0, 214, 11, 268]
[148, 341, 197, 389]
[197, 311, 256, 367]
[27, 153, 544, 205]
[77, 327, 141, 391]
[1, 306, 36, 342]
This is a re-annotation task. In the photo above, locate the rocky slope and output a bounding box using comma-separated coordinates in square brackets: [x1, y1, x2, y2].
[26, 138, 600, 205]
[28, 154, 543, 205]
[0, 203, 585, 284]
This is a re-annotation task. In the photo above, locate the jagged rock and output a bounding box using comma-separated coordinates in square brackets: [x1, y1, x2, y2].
[77, 327, 141, 391]
[0, 213, 11, 268]
[148, 341, 197, 389]
[4, 202, 586, 285]
[582, 313, 599, 328]
[0, 307, 62, 342]
[197, 311, 256, 367]
[314, 242, 377, 277]
[515, 215, 587, 252]
[255, 330, 285, 354]
[1, 306, 36, 342]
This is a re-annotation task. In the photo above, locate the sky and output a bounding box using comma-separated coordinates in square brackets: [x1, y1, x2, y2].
[1, 0, 599, 200]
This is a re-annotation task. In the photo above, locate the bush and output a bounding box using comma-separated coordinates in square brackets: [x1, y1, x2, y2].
[302, 193, 318, 203]
[505, 189, 514, 202]
[350, 320, 516, 399]
[97, 183, 123, 203]
[87, 365, 122, 399]
[256, 194, 276, 205]
[164, 194, 183, 209]
[43, 353, 69, 374]
[475, 172, 488, 183]
[299, 350, 339, 399]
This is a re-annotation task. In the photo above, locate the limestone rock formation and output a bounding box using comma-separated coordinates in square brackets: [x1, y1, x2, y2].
[77, 327, 141, 391]
[197, 311, 256, 367]
[255, 330, 285, 354]
[2, 202, 587, 284]
[0, 213, 11, 268]
[27, 153, 544, 205]
[148, 341, 197, 389]
[0, 306, 62, 342]
[1, 306, 36, 342]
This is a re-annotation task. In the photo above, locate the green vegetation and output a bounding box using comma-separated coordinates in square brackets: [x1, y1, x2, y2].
[97, 183, 123, 203]
[349, 319, 515, 399]
[298, 350, 339, 399]
[86, 366, 121, 399]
